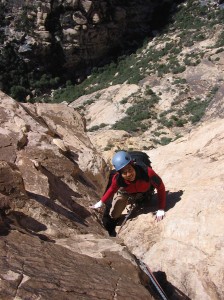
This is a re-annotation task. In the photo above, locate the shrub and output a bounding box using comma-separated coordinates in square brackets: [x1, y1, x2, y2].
[172, 65, 186, 74]
[120, 97, 129, 104]
[159, 137, 173, 145]
[173, 78, 187, 84]
[176, 118, 187, 127]
[15, 5, 35, 32]
[216, 48, 224, 54]
[153, 131, 161, 137]
[88, 125, 100, 132]
[112, 117, 139, 132]
[99, 123, 107, 128]
[159, 109, 174, 118]
[183, 94, 214, 124]
[127, 73, 145, 84]
[95, 93, 101, 99]
[171, 115, 179, 121]
[88, 123, 107, 131]
[174, 133, 183, 141]
[158, 117, 174, 128]
[10, 86, 28, 102]
[84, 99, 95, 105]
[144, 87, 154, 95]
[104, 143, 114, 151]
[142, 146, 151, 150]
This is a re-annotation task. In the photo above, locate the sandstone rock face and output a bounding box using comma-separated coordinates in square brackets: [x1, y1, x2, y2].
[1, 89, 223, 298]
[0, 90, 108, 236]
[0, 231, 154, 300]
[0, 91, 155, 299]
[70, 83, 139, 129]
[0, 161, 27, 211]
[69, 83, 156, 162]
[119, 117, 224, 300]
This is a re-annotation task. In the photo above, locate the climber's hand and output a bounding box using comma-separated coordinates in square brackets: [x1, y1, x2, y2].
[155, 210, 165, 222]
[90, 200, 103, 210]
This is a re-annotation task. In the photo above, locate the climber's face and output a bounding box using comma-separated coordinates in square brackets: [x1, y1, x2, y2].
[120, 163, 136, 182]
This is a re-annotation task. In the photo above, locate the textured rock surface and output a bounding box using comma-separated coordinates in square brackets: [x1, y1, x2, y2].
[70, 84, 139, 129]
[0, 231, 153, 300]
[119, 117, 224, 300]
[1, 89, 223, 298]
[0, 90, 107, 237]
[0, 91, 155, 299]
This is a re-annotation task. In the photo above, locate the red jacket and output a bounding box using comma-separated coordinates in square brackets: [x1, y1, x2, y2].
[101, 166, 166, 210]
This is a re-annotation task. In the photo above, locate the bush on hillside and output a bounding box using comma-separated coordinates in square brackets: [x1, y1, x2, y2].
[112, 116, 139, 132]
[10, 86, 28, 102]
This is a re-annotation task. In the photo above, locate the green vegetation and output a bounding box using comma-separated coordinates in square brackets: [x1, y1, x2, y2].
[84, 99, 95, 106]
[0, 0, 222, 143]
[0, 43, 61, 102]
[112, 91, 160, 133]
[152, 136, 173, 146]
[51, 1, 224, 104]
[88, 123, 108, 132]
[120, 97, 129, 104]
[172, 0, 224, 31]
[178, 86, 219, 124]
[152, 130, 168, 137]
[0, 44, 30, 101]
[183, 98, 208, 123]
[104, 143, 114, 151]
[155, 84, 218, 131]
[173, 77, 187, 85]
[183, 52, 204, 66]
[215, 31, 224, 48]
[15, 5, 35, 32]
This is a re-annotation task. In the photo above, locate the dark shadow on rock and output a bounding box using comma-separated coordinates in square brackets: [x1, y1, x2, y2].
[65, 150, 79, 162]
[77, 173, 97, 189]
[111, 190, 184, 231]
[0, 208, 10, 236]
[166, 190, 184, 211]
[37, 165, 92, 220]
[8, 211, 47, 232]
[153, 271, 191, 300]
[127, 189, 184, 219]
[27, 191, 89, 227]
[0, 210, 55, 242]
[0, 221, 10, 236]
[63, 151, 97, 190]
[91, 190, 184, 235]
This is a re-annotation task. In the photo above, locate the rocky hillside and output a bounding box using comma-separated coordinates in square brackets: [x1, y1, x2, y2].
[0, 0, 180, 100]
[63, 0, 224, 163]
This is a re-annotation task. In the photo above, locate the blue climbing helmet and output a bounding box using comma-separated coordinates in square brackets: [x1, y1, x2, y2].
[112, 151, 132, 171]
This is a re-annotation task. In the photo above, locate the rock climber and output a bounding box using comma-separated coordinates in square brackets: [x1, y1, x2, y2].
[90, 150, 166, 236]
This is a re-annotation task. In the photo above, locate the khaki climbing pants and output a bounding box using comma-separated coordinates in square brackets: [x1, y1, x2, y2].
[109, 190, 144, 219]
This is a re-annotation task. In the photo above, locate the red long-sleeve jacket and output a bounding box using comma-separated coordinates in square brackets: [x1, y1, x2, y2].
[101, 166, 166, 210]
